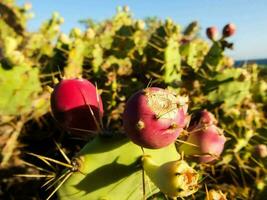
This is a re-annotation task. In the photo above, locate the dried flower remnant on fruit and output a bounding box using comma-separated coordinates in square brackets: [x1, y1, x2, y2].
[145, 89, 183, 119]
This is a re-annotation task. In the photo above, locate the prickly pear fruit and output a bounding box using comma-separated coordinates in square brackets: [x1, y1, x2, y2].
[50, 78, 103, 135]
[222, 23, 236, 37]
[179, 110, 226, 163]
[206, 26, 218, 40]
[142, 156, 199, 198]
[123, 87, 188, 149]
[189, 109, 217, 128]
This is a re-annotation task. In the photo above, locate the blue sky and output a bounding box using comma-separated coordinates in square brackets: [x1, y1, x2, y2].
[17, 0, 267, 60]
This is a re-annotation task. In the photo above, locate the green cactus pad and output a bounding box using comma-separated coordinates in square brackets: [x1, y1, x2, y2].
[205, 68, 251, 108]
[58, 135, 180, 200]
[0, 65, 41, 115]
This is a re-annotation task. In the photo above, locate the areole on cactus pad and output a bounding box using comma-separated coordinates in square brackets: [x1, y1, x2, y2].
[123, 87, 189, 149]
[50, 78, 104, 135]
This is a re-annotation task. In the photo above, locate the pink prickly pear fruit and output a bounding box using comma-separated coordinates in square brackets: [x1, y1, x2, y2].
[222, 23, 236, 37]
[179, 110, 225, 163]
[189, 109, 217, 129]
[123, 87, 189, 149]
[50, 78, 103, 135]
[180, 125, 226, 163]
[206, 26, 218, 40]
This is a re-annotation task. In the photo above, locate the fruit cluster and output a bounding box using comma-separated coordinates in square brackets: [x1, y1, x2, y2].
[50, 78, 226, 199]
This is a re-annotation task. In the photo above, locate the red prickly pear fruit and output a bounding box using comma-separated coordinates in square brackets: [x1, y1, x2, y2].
[206, 26, 218, 40]
[50, 78, 103, 135]
[179, 125, 226, 163]
[123, 87, 188, 149]
[222, 23, 236, 37]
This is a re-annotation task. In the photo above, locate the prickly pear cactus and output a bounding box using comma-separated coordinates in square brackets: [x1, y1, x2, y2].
[205, 68, 251, 108]
[0, 2, 266, 200]
[0, 65, 41, 115]
[144, 19, 182, 85]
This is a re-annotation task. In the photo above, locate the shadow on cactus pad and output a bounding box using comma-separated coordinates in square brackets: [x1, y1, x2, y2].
[58, 135, 180, 200]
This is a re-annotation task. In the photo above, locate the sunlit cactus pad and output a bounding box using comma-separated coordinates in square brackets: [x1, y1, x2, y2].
[58, 135, 180, 200]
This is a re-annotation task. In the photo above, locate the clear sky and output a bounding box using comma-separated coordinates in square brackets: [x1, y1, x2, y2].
[17, 0, 267, 60]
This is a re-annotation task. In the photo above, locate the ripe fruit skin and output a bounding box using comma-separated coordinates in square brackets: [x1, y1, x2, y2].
[180, 125, 226, 163]
[123, 87, 188, 149]
[179, 110, 226, 163]
[50, 78, 103, 135]
[189, 109, 217, 128]
[206, 26, 218, 40]
[222, 23, 236, 37]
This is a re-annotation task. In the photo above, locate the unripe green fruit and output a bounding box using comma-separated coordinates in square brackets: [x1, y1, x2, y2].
[142, 157, 199, 198]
